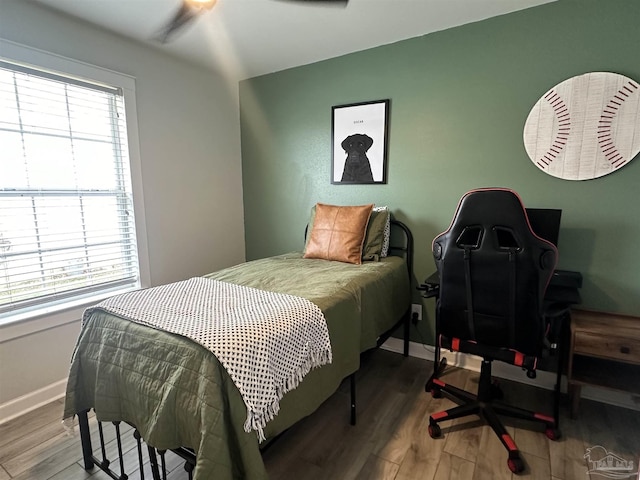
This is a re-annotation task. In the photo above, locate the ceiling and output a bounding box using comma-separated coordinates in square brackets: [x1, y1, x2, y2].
[32, 0, 554, 81]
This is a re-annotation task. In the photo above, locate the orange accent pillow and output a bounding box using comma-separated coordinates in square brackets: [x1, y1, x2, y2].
[303, 203, 374, 264]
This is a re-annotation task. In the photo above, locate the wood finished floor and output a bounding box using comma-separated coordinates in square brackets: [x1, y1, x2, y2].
[1, 349, 639, 480]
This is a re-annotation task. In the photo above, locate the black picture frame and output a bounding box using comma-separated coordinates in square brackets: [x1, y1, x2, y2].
[331, 99, 389, 184]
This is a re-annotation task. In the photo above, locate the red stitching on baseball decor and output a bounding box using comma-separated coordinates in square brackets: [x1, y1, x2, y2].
[536, 88, 594, 170]
[597, 80, 636, 169]
[612, 157, 625, 167]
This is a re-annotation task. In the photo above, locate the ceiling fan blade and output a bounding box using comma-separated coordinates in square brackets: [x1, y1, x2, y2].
[154, 3, 197, 43]
[154, 0, 217, 44]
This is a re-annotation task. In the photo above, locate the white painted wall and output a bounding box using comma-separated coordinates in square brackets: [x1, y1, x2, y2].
[0, 0, 246, 420]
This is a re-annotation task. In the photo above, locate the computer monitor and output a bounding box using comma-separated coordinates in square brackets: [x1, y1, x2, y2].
[525, 208, 562, 247]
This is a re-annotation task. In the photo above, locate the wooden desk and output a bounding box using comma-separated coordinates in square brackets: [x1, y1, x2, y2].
[568, 309, 640, 417]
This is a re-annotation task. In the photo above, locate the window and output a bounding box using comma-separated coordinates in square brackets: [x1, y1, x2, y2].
[0, 56, 143, 320]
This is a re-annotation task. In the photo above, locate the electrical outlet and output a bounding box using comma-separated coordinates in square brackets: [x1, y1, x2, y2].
[411, 303, 422, 321]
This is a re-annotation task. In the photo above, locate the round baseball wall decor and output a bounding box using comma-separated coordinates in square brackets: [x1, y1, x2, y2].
[523, 72, 640, 180]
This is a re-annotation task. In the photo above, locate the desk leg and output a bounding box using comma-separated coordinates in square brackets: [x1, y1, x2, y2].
[554, 351, 563, 428]
[569, 383, 581, 418]
[552, 311, 569, 429]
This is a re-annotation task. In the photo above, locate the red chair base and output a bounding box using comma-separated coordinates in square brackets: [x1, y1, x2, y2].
[425, 358, 560, 474]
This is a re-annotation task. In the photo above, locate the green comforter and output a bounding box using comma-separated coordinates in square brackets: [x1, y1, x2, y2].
[63, 253, 410, 479]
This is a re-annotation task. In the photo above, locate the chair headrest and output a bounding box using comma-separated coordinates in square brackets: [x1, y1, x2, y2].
[434, 188, 557, 259]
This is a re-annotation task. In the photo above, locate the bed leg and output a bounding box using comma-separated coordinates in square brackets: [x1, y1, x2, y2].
[113, 421, 127, 478]
[172, 447, 196, 479]
[159, 450, 168, 480]
[78, 410, 94, 470]
[134, 430, 145, 479]
[97, 421, 109, 468]
[350, 373, 356, 425]
[184, 460, 194, 480]
[148, 445, 162, 480]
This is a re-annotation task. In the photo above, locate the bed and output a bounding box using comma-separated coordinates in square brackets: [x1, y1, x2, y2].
[63, 205, 413, 480]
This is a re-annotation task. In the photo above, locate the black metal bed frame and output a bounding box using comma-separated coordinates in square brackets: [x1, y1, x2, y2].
[75, 219, 414, 480]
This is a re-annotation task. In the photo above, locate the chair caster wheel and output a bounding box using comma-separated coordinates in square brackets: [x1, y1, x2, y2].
[428, 423, 441, 438]
[507, 456, 525, 474]
[545, 427, 561, 441]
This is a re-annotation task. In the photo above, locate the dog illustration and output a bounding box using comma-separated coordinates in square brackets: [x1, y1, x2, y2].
[341, 133, 374, 183]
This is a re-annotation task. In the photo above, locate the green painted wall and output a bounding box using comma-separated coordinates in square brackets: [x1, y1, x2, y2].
[239, 0, 640, 342]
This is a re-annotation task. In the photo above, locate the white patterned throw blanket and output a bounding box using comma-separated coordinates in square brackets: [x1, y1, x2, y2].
[82, 277, 332, 442]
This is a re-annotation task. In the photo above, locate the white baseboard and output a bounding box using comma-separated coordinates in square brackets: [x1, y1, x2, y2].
[381, 337, 640, 412]
[0, 378, 67, 425]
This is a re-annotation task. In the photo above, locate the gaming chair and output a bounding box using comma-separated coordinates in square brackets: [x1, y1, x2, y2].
[425, 188, 561, 474]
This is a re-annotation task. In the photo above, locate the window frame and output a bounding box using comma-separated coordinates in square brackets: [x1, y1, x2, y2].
[0, 39, 150, 340]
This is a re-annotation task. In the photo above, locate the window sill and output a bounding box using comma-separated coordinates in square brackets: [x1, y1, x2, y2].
[0, 286, 139, 342]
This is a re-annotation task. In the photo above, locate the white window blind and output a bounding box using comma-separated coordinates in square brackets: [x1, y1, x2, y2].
[0, 59, 140, 317]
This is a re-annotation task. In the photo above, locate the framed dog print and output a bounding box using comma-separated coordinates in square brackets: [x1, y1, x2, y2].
[331, 99, 389, 184]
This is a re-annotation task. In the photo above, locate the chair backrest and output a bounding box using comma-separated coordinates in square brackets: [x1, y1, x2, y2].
[432, 188, 557, 355]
